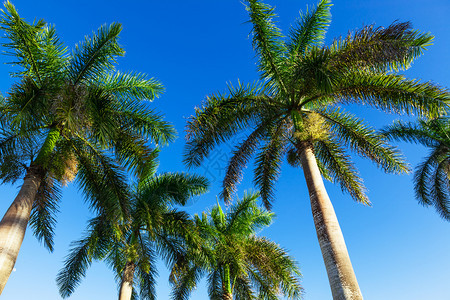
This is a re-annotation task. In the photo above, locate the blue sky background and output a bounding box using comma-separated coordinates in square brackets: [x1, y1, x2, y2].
[0, 0, 449, 299]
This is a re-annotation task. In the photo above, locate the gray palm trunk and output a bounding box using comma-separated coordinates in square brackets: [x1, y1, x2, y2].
[118, 261, 135, 300]
[298, 142, 363, 300]
[0, 166, 44, 294]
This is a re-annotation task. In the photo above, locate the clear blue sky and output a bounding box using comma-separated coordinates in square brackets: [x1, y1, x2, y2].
[1, 0, 449, 299]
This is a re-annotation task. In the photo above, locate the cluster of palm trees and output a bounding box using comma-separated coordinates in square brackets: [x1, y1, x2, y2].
[0, 0, 448, 299]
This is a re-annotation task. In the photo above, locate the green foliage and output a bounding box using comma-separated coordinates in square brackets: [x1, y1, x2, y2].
[184, 0, 449, 208]
[170, 192, 303, 299]
[0, 1, 175, 250]
[57, 167, 209, 299]
[382, 118, 450, 220]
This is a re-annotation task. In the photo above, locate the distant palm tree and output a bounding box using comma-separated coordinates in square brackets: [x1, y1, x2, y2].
[0, 2, 175, 292]
[183, 0, 449, 298]
[170, 192, 302, 300]
[57, 170, 209, 300]
[382, 117, 450, 220]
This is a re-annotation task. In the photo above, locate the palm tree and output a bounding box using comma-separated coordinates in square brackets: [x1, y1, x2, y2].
[57, 168, 209, 300]
[0, 2, 175, 292]
[183, 0, 449, 298]
[382, 117, 450, 220]
[170, 192, 303, 300]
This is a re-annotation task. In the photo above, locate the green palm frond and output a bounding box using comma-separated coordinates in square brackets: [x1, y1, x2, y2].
[254, 123, 287, 209]
[139, 172, 209, 206]
[318, 107, 409, 174]
[332, 72, 449, 118]
[226, 192, 273, 236]
[0, 1, 46, 84]
[29, 175, 61, 251]
[382, 119, 442, 148]
[414, 147, 448, 206]
[115, 105, 176, 146]
[114, 132, 160, 179]
[184, 83, 267, 168]
[136, 261, 157, 300]
[383, 117, 450, 220]
[314, 138, 369, 204]
[170, 265, 203, 300]
[287, 0, 332, 57]
[329, 21, 433, 72]
[99, 71, 164, 101]
[221, 121, 273, 201]
[57, 215, 114, 298]
[72, 138, 130, 217]
[207, 270, 222, 300]
[68, 22, 124, 84]
[244, 0, 288, 93]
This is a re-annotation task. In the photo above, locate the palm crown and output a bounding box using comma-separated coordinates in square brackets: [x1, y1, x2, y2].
[170, 192, 302, 300]
[57, 168, 209, 300]
[183, 0, 449, 298]
[185, 0, 448, 208]
[382, 117, 450, 220]
[0, 1, 174, 250]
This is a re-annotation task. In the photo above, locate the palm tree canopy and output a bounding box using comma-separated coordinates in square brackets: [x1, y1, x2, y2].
[170, 192, 303, 300]
[382, 117, 450, 220]
[0, 1, 175, 251]
[184, 0, 449, 209]
[57, 169, 209, 300]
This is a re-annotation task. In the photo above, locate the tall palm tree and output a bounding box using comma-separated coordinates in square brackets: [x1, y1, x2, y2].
[170, 192, 303, 300]
[183, 0, 449, 298]
[57, 169, 209, 300]
[0, 2, 175, 292]
[382, 117, 450, 220]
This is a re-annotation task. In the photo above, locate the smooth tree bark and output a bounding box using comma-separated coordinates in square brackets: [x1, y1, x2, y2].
[298, 142, 363, 300]
[118, 261, 135, 300]
[0, 128, 59, 294]
[0, 165, 45, 293]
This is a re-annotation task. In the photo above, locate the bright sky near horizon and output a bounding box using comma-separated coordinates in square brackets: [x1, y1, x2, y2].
[0, 0, 449, 299]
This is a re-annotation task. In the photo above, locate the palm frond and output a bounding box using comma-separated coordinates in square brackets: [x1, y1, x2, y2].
[68, 23, 124, 84]
[314, 138, 369, 204]
[414, 146, 448, 206]
[329, 21, 433, 72]
[184, 82, 268, 168]
[381, 119, 442, 148]
[287, 0, 332, 57]
[431, 159, 450, 220]
[244, 0, 288, 93]
[139, 172, 209, 206]
[332, 72, 449, 118]
[29, 175, 61, 251]
[0, 1, 46, 84]
[221, 119, 276, 201]
[98, 71, 164, 101]
[72, 138, 130, 217]
[318, 107, 409, 174]
[253, 122, 287, 210]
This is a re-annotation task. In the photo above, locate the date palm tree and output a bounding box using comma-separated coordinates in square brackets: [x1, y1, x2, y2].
[184, 0, 449, 298]
[382, 117, 450, 220]
[57, 169, 209, 300]
[170, 192, 302, 300]
[0, 2, 175, 292]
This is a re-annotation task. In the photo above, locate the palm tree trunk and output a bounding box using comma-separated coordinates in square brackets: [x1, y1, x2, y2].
[118, 261, 135, 300]
[298, 142, 363, 300]
[0, 127, 59, 294]
[0, 165, 44, 294]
